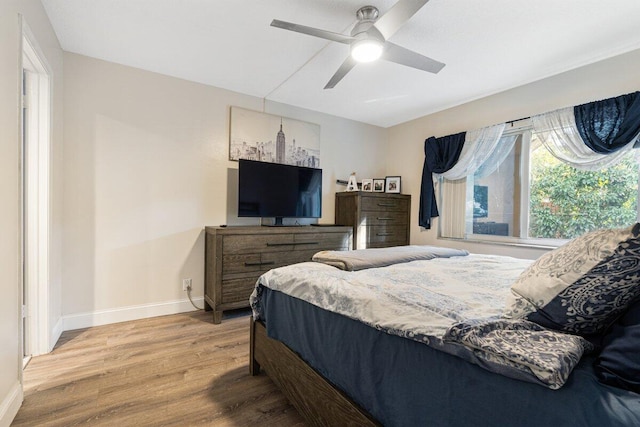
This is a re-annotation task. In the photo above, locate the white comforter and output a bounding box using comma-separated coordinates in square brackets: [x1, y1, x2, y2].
[253, 254, 530, 340]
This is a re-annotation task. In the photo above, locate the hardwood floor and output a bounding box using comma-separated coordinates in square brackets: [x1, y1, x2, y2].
[12, 310, 306, 426]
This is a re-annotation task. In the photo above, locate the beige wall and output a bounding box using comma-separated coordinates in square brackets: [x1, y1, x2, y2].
[61, 52, 388, 324]
[388, 48, 640, 260]
[0, 0, 63, 425]
[0, 5, 22, 423]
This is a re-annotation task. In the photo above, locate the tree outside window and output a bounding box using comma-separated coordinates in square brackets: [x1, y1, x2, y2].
[529, 147, 638, 240]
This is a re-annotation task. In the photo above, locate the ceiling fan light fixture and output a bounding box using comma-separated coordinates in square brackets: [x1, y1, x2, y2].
[351, 39, 383, 63]
[272, 2, 444, 89]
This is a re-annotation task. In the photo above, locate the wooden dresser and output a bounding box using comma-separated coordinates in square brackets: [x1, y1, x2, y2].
[204, 225, 352, 323]
[335, 191, 411, 249]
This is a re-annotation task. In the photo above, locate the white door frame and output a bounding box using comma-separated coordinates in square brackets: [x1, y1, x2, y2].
[21, 20, 52, 356]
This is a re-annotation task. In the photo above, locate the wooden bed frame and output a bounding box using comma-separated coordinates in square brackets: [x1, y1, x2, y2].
[249, 318, 379, 426]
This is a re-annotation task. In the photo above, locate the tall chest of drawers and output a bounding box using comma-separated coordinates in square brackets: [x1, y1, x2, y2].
[204, 225, 352, 323]
[335, 191, 411, 249]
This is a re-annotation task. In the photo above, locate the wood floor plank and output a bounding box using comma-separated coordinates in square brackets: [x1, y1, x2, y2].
[12, 311, 305, 426]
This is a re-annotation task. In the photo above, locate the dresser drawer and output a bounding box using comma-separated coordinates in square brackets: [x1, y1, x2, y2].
[222, 248, 324, 280]
[224, 231, 350, 254]
[261, 250, 305, 268]
[295, 232, 351, 250]
[223, 252, 298, 279]
[281, 249, 321, 265]
[223, 234, 294, 254]
[222, 253, 274, 276]
[221, 276, 260, 304]
[366, 225, 408, 245]
[361, 196, 409, 212]
[360, 210, 408, 225]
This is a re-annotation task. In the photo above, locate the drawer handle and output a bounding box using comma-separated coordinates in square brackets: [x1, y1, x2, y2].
[376, 232, 394, 236]
[266, 241, 320, 246]
[244, 261, 275, 267]
[377, 203, 397, 207]
[376, 217, 394, 221]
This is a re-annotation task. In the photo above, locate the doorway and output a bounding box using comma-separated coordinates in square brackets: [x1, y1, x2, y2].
[21, 22, 52, 362]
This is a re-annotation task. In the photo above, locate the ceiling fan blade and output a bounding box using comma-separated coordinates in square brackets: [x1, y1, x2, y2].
[382, 42, 445, 74]
[324, 56, 358, 89]
[271, 19, 355, 44]
[373, 0, 430, 40]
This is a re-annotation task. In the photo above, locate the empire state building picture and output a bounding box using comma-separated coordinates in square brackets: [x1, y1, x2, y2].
[230, 106, 320, 167]
[276, 120, 286, 164]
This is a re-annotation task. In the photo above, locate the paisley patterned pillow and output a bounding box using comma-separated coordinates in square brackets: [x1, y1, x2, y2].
[504, 223, 640, 335]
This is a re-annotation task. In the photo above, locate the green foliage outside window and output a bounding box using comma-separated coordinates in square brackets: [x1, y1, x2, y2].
[529, 148, 639, 239]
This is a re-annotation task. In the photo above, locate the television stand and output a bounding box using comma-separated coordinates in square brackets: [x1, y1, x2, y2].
[204, 225, 353, 323]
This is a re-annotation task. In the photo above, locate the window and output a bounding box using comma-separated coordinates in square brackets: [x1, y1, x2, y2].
[440, 123, 640, 246]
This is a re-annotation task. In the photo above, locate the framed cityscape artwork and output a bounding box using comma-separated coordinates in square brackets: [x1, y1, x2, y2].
[229, 106, 321, 167]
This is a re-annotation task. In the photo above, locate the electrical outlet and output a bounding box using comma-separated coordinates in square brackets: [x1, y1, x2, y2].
[182, 278, 192, 291]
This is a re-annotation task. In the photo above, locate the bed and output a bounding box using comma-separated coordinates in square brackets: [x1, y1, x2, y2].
[249, 228, 640, 427]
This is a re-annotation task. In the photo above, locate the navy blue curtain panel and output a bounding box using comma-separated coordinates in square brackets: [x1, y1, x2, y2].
[575, 91, 640, 154]
[419, 132, 466, 229]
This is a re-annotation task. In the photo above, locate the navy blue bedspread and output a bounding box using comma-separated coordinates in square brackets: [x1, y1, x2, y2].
[258, 286, 640, 427]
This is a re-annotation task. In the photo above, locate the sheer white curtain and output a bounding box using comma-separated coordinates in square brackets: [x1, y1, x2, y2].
[439, 124, 506, 180]
[439, 178, 468, 238]
[532, 107, 637, 171]
[474, 135, 518, 178]
[436, 123, 508, 238]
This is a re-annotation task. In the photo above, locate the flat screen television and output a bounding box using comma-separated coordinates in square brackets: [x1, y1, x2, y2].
[238, 159, 322, 226]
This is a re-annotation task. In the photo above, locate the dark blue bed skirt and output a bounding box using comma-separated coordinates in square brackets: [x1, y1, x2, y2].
[257, 285, 640, 427]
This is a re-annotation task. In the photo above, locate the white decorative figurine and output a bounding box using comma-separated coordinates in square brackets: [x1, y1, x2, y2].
[346, 172, 358, 192]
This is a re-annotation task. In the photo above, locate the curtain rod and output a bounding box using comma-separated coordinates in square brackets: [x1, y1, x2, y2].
[505, 116, 531, 125]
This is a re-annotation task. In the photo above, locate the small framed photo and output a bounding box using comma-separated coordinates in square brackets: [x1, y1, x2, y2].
[385, 176, 401, 193]
[373, 178, 385, 192]
[361, 178, 373, 192]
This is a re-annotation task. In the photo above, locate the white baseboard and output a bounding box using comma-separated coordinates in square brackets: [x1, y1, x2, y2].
[0, 381, 23, 427]
[62, 297, 204, 331]
[50, 317, 64, 352]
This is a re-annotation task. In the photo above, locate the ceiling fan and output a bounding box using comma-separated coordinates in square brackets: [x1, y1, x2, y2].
[271, 0, 445, 89]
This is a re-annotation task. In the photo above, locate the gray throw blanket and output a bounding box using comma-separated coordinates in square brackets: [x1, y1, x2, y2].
[312, 245, 469, 271]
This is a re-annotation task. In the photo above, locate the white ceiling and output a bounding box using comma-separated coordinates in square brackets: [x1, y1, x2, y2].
[41, 0, 640, 128]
